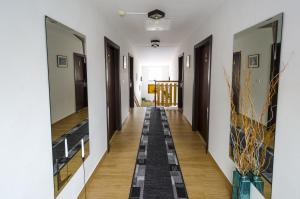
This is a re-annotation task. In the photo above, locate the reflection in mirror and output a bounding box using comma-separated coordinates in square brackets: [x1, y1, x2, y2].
[45, 17, 90, 197]
[230, 13, 283, 198]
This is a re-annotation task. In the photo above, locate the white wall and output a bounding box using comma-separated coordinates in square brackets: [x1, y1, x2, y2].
[0, 0, 132, 199]
[251, 184, 265, 199]
[234, 28, 273, 124]
[178, 0, 300, 198]
[133, 46, 178, 103]
[141, 65, 169, 101]
[133, 57, 143, 104]
[169, 53, 179, 81]
[46, 22, 84, 123]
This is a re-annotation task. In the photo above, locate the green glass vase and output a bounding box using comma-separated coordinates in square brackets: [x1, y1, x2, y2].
[232, 170, 240, 199]
[239, 175, 250, 199]
[252, 175, 264, 194]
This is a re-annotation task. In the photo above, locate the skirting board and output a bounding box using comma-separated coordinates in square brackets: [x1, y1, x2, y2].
[208, 152, 232, 192]
[181, 111, 231, 191]
[78, 150, 108, 197]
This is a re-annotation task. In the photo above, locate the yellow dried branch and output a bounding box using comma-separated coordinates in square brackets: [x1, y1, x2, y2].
[223, 62, 286, 176]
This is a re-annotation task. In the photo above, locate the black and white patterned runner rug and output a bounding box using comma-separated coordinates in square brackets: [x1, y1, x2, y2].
[129, 107, 188, 199]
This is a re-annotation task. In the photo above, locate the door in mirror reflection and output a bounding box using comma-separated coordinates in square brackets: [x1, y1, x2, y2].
[45, 17, 90, 197]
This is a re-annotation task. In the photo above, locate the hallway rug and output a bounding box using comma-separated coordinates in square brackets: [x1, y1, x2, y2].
[129, 107, 188, 199]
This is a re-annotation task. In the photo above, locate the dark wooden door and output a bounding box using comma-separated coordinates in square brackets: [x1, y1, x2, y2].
[192, 36, 212, 152]
[178, 55, 184, 108]
[267, 43, 281, 129]
[129, 56, 134, 108]
[74, 53, 88, 112]
[232, 52, 241, 113]
[105, 37, 121, 148]
[106, 46, 116, 142]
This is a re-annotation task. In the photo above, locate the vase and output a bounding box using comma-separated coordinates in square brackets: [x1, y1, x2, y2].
[232, 170, 250, 199]
[232, 169, 240, 199]
[252, 175, 264, 194]
[239, 175, 250, 199]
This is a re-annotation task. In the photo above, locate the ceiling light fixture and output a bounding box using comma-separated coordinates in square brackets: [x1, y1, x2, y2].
[148, 9, 165, 20]
[151, 39, 160, 48]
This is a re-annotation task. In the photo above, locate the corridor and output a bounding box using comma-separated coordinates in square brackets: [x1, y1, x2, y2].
[2, 0, 300, 199]
[78, 108, 231, 199]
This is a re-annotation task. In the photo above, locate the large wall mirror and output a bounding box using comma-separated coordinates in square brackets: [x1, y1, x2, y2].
[45, 17, 90, 197]
[230, 13, 283, 198]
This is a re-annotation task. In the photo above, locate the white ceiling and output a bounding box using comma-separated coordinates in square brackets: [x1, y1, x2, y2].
[133, 46, 178, 66]
[93, 0, 225, 47]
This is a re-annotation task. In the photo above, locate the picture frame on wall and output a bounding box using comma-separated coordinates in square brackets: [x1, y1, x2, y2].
[57, 55, 68, 68]
[248, 54, 259, 68]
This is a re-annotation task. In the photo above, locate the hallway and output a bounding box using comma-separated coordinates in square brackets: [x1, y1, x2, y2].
[2, 1, 300, 199]
[78, 108, 231, 199]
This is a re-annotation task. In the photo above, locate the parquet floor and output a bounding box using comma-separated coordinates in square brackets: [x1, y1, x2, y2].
[78, 108, 231, 199]
[51, 107, 88, 142]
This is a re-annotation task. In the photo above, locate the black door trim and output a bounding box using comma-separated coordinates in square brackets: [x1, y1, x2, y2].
[192, 35, 213, 152]
[128, 53, 134, 108]
[178, 53, 184, 109]
[104, 36, 121, 152]
[73, 53, 87, 112]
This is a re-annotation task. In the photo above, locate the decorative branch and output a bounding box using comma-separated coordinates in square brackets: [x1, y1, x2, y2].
[224, 60, 287, 176]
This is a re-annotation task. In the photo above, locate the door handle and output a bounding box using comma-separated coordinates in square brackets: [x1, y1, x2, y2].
[207, 108, 209, 119]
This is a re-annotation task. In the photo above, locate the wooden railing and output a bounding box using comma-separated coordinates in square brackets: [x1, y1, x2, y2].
[134, 94, 140, 107]
[154, 80, 179, 108]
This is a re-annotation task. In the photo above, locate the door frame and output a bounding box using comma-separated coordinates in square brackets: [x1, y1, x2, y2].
[178, 53, 184, 109]
[104, 36, 122, 152]
[192, 35, 213, 152]
[232, 51, 241, 113]
[73, 53, 87, 112]
[128, 53, 134, 108]
[267, 43, 281, 129]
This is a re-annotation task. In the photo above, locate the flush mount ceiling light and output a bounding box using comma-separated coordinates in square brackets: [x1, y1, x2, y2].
[117, 9, 166, 19]
[118, 9, 171, 31]
[151, 39, 160, 48]
[146, 9, 169, 31]
[148, 9, 165, 20]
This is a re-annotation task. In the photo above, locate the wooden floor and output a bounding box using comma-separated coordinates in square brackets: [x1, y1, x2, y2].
[78, 108, 231, 199]
[52, 107, 88, 142]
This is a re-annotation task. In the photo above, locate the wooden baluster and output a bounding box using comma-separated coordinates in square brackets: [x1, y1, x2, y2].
[169, 83, 173, 106]
[165, 83, 169, 107]
[174, 83, 177, 106]
[157, 84, 160, 106]
[161, 83, 164, 106]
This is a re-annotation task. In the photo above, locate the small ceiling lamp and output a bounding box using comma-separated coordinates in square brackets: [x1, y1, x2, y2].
[151, 39, 160, 48]
[148, 9, 165, 20]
